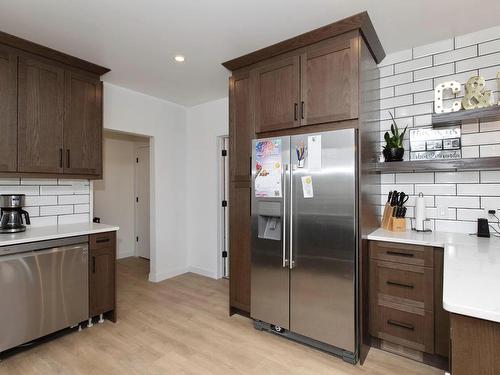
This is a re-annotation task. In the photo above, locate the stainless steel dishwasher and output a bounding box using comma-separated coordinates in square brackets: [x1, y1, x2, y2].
[0, 236, 89, 352]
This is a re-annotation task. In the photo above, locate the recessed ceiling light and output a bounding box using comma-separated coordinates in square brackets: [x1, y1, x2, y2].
[174, 55, 185, 62]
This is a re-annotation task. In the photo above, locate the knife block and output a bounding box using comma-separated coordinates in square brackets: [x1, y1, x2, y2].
[390, 217, 407, 232]
[381, 205, 394, 230]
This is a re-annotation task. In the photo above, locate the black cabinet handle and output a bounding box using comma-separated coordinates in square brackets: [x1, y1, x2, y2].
[386, 250, 414, 257]
[300, 101, 304, 119]
[59, 148, 63, 168]
[294, 103, 298, 121]
[387, 280, 414, 289]
[66, 149, 71, 168]
[387, 320, 414, 331]
[96, 238, 110, 244]
[92, 256, 96, 273]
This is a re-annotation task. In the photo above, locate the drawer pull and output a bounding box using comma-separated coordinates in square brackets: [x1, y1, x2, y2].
[387, 320, 414, 331]
[96, 238, 110, 244]
[386, 250, 414, 257]
[386, 280, 414, 289]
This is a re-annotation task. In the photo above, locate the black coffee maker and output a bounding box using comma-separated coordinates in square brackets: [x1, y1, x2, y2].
[0, 194, 31, 233]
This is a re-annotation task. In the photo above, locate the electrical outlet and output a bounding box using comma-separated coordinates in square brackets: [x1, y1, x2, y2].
[437, 205, 448, 218]
[485, 208, 499, 219]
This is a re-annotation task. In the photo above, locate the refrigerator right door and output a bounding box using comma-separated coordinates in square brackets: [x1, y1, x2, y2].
[289, 129, 357, 353]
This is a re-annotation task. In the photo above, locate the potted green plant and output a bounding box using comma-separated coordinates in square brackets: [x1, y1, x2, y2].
[383, 112, 407, 162]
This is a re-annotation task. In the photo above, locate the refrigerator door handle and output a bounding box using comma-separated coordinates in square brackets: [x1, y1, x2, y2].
[289, 164, 295, 269]
[282, 164, 288, 268]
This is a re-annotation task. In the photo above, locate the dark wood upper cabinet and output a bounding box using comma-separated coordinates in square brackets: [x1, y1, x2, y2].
[229, 72, 254, 181]
[64, 71, 102, 176]
[254, 56, 300, 133]
[18, 56, 64, 174]
[301, 33, 359, 126]
[0, 46, 18, 172]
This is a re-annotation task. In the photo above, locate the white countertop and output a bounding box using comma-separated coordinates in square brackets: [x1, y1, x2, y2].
[368, 228, 500, 323]
[0, 222, 119, 247]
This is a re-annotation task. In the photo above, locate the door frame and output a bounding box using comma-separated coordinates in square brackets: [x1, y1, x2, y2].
[134, 141, 151, 258]
[217, 135, 229, 279]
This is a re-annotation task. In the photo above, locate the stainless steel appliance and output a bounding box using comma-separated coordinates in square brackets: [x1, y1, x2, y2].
[0, 236, 89, 352]
[251, 129, 358, 363]
[0, 194, 31, 233]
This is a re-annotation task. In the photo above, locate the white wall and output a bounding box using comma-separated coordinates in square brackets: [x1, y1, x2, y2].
[103, 82, 187, 281]
[186, 98, 229, 278]
[94, 132, 148, 259]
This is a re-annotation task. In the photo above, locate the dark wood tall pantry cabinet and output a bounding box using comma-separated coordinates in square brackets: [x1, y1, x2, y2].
[222, 11, 385, 337]
[0, 31, 109, 179]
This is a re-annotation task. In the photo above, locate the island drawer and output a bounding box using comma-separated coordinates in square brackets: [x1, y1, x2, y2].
[370, 241, 434, 268]
[90, 231, 116, 250]
[370, 259, 434, 311]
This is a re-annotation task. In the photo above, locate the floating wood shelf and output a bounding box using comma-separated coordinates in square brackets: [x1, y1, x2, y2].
[372, 157, 500, 173]
[432, 106, 500, 127]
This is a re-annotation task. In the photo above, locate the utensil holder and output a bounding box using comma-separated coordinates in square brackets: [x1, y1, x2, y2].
[410, 218, 432, 233]
[381, 206, 394, 230]
[390, 217, 407, 232]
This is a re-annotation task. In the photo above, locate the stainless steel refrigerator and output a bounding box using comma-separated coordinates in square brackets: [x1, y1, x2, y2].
[251, 128, 358, 363]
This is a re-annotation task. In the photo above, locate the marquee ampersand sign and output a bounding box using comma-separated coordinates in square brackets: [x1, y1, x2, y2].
[462, 76, 492, 110]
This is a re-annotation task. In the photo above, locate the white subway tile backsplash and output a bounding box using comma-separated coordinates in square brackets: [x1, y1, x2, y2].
[434, 220, 476, 234]
[455, 26, 500, 48]
[456, 52, 500, 73]
[380, 95, 412, 110]
[482, 197, 500, 209]
[21, 178, 58, 186]
[58, 195, 90, 205]
[457, 184, 500, 196]
[380, 117, 413, 131]
[74, 204, 90, 214]
[395, 79, 433, 96]
[426, 207, 456, 220]
[462, 132, 500, 146]
[435, 172, 480, 184]
[24, 206, 40, 218]
[414, 114, 432, 127]
[0, 178, 21, 185]
[461, 146, 480, 158]
[395, 56, 432, 74]
[58, 213, 90, 225]
[413, 39, 454, 58]
[435, 196, 480, 208]
[381, 184, 414, 195]
[0, 186, 39, 195]
[462, 122, 479, 134]
[24, 196, 58, 206]
[380, 87, 394, 99]
[480, 120, 500, 132]
[413, 90, 434, 104]
[433, 46, 477, 66]
[30, 216, 58, 228]
[379, 49, 413, 66]
[415, 184, 457, 196]
[395, 173, 434, 184]
[40, 205, 74, 216]
[457, 209, 487, 221]
[40, 185, 90, 195]
[481, 171, 500, 183]
[479, 65, 500, 80]
[380, 72, 413, 88]
[380, 174, 396, 184]
[479, 38, 500, 55]
[379, 65, 394, 78]
[414, 63, 454, 81]
[480, 144, 500, 157]
[395, 103, 433, 118]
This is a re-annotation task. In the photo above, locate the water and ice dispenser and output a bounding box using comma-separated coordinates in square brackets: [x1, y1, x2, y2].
[256, 201, 282, 241]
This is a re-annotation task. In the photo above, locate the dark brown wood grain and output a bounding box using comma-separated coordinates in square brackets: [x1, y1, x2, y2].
[300, 32, 358, 126]
[433, 248, 450, 358]
[370, 241, 434, 268]
[229, 181, 252, 313]
[89, 232, 116, 321]
[257, 119, 358, 138]
[222, 11, 385, 70]
[18, 56, 64, 174]
[63, 71, 102, 176]
[253, 56, 300, 132]
[451, 313, 500, 375]
[0, 30, 109, 76]
[0, 45, 18, 172]
[229, 72, 254, 181]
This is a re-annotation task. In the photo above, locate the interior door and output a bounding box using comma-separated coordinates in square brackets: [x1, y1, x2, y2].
[18, 56, 64, 173]
[251, 136, 290, 329]
[135, 145, 150, 259]
[64, 71, 102, 175]
[254, 57, 300, 133]
[301, 34, 359, 126]
[0, 45, 17, 172]
[289, 129, 357, 354]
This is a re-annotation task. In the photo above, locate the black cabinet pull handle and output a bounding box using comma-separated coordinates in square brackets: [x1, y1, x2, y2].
[249, 156, 252, 177]
[387, 280, 414, 289]
[59, 148, 63, 168]
[294, 103, 298, 121]
[96, 238, 110, 244]
[300, 101, 304, 119]
[92, 256, 96, 273]
[387, 320, 414, 331]
[386, 250, 414, 257]
[66, 149, 71, 168]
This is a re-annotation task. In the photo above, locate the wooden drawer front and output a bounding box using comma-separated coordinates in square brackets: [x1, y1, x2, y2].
[90, 231, 116, 250]
[370, 306, 434, 353]
[370, 241, 433, 267]
[371, 260, 433, 311]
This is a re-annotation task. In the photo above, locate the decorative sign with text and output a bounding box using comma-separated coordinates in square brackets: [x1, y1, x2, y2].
[409, 127, 461, 161]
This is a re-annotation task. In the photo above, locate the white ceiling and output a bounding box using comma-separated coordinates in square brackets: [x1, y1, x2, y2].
[1, 0, 499, 106]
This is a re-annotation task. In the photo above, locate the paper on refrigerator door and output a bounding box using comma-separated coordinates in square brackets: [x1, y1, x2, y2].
[301, 176, 314, 198]
[254, 139, 282, 198]
[307, 135, 321, 169]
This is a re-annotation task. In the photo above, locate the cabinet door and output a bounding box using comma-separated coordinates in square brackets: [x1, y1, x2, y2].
[229, 181, 251, 312]
[0, 46, 17, 172]
[64, 71, 102, 175]
[89, 232, 116, 317]
[18, 57, 64, 174]
[229, 72, 254, 181]
[301, 34, 359, 126]
[254, 56, 300, 133]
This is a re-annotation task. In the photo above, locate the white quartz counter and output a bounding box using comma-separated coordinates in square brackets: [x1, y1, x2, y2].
[0, 222, 119, 247]
[367, 228, 500, 323]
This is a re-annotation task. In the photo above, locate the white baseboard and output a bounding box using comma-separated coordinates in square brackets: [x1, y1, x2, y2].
[117, 250, 135, 259]
[187, 266, 218, 279]
[148, 266, 219, 282]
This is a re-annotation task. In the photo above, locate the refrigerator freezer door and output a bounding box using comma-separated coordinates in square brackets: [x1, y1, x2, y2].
[251, 136, 290, 329]
[289, 129, 357, 352]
